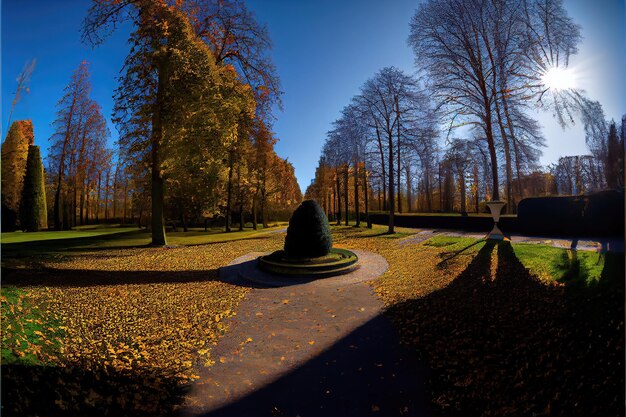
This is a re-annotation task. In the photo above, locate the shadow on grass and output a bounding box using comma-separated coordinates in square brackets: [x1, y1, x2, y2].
[1, 229, 149, 258]
[1, 362, 189, 417]
[384, 240, 624, 417]
[1, 231, 274, 262]
[1, 267, 221, 288]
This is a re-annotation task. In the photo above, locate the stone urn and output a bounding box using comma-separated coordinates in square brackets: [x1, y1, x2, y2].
[485, 201, 506, 240]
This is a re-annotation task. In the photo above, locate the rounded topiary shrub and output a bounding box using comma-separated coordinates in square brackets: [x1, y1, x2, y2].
[284, 200, 332, 258]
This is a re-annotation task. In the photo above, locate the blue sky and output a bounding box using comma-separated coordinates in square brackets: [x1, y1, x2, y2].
[2, 0, 625, 192]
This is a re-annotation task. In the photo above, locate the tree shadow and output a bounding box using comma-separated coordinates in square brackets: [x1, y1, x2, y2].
[1, 231, 273, 260]
[185, 314, 434, 417]
[1, 230, 147, 254]
[1, 267, 222, 288]
[384, 240, 624, 416]
[1, 362, 189, 417]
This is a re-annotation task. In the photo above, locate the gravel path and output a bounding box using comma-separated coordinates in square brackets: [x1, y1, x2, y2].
[182, 250, 433, 417]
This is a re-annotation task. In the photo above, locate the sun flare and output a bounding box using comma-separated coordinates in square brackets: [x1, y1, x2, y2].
[541, 66, 577, 91]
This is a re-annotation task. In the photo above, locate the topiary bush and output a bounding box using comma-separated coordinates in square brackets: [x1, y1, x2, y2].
[284, 200, 332, 258]
[19, 145, 47, 232]
[1, 201, 18, 232]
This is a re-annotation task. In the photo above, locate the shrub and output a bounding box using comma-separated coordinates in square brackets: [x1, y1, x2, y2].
[284, 200, 332, 258]
[517, 190, 624, 237]
[1, 201, 18, 232]
[19, 145, 47, 232]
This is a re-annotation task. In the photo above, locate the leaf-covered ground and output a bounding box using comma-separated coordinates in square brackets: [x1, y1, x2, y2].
[1, 234, 283, 416]
[2, 225, 623, 416]
[351, 229, 625, 417]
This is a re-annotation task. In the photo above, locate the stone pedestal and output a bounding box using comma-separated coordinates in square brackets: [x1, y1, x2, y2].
[485, 201, 506, 240]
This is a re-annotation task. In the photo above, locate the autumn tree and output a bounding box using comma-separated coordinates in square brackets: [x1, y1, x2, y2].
[1, 120, 34, 229]
[84, 1, 268, 243]
[48, 61, 111, 230]
[181, 0, 282, 119]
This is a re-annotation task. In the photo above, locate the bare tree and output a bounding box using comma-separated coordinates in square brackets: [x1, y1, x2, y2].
[6, 59, 36, 133]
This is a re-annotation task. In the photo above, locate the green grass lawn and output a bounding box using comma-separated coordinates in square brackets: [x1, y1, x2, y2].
[422, 235, 606, 284]
[1, 287, 62, 366]
[332, 222, 422, 239]
[1, 223, 287, 259]
[1, 226, 141, 244]
[512, 242, 605, 284]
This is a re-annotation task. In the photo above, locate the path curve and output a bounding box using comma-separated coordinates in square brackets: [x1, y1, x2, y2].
[181, 250, 433, 417]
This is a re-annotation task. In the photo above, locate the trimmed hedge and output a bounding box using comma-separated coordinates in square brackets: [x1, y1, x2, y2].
[369, 191, 624, 238]
[19, 145, 47, 232]
[369, 212, 519, 233]
[517, 191, 624, 237]
[1, 202, 18, 232]
[284, 200, 332, 258]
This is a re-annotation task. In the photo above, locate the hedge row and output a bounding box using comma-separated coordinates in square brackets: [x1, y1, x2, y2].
[369, 190, 624, 238]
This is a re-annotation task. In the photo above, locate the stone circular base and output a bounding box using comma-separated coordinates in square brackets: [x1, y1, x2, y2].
[218, 249, 388, 288]
[258, 248, 358, 277]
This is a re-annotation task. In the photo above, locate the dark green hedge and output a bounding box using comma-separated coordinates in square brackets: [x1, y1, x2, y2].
[1, 201, 18, 232]
[517, 191, 624, 237]
[19, 145, 47, 232]
[284, 200, 332, 258]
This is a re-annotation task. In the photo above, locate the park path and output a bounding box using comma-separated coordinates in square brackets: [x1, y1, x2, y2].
[181, 250, 433, 417]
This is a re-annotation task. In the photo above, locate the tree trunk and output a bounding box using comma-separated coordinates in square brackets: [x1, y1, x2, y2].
[181, 207, 188, 232]
[354, 161, 360, 227]
[62, 195, 70, 230]
[238, 203, 244, 231]
[261, 190, 268, 228]
[477, 73, 500, 201]
[149, 59, 168, 246]
[494, 98, 514, 212]
[104, 169, 110, 223]
[395, 95, 402, 214]
[343, 166, 349, 226]
[112, 164, 119, 222]
[458, 165, 467, 216]
[438, 162, 443, 212]
[363, 166, 371, 228]
[406, 164, 412, 212]
[72, 184, 78, 227]
[226, 151, 234, 232]
[252, 192, 258, 230]
[375, 122, 386, 211]
[473, 165, 480, 213]
[388, 129, 395, 234]
[79, 182, 85, 226]
[123, 183, 128, 224]
[96, 172, 101, 223]
[425, 164, 432, 212]
[85, 187, 90, 225]
[335, 171, 341, 225]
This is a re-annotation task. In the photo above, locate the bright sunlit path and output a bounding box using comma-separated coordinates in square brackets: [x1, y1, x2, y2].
[541, 66, 578, 91]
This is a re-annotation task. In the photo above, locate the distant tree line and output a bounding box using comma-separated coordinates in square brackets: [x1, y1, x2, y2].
[306, 0, 624, 233]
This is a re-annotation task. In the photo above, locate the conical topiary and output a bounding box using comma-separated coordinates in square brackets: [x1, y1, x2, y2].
[284, 200, 332, 258]
[19, 145, 47, 232]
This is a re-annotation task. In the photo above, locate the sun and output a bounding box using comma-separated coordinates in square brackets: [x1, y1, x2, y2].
[541, 66, 577, 91]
